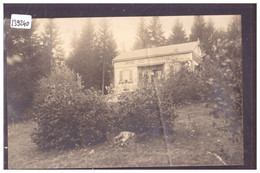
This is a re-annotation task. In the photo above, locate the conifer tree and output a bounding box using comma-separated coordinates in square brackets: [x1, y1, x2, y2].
[148, 17, 166, 47]
[69, 31, 79, 55]
[67, 19, 117, 93]
[67, 19, 98, 89]
[189, 16, 206, 42]
[201, 19, 215, 55]
[96, 19, 118, 94]
[189, 16, 217, 54]
[133, 18, 150, 49]
[167, 19, 188, 45]
[40, 19, 65, 72]
[5, 19, 46, 121]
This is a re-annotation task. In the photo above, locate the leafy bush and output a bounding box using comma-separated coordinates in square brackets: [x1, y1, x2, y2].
[205, 36, 243, 143]
[112, 83, 178, 139]
[31, 66, 108, 151]
[109, 65, 209, 139]
[162, 65, 208, 106]
[199, 16, 243, 143]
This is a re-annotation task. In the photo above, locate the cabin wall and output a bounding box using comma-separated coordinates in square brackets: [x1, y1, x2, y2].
[113, 52, 198, 92]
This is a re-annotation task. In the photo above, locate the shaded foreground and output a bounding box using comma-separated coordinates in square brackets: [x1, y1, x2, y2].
[8, 103, 243, 169]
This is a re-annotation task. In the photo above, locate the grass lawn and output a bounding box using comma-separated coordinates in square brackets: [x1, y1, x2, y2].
[7, 102, 243, 169]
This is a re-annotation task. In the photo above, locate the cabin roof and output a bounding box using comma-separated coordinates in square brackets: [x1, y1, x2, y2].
[113, 40, 201, 62]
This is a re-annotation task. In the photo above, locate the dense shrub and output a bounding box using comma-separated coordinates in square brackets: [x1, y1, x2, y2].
[205, 35, 243, 143]
[162, 65, 209, 105]
[31, 66, 109, 151]
[113, 82, 178, 139]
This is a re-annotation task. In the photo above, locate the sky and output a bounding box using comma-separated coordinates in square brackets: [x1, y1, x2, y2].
[36, 15, 237, 57]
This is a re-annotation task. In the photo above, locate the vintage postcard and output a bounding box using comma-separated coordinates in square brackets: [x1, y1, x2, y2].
[4, 4, 256, 169]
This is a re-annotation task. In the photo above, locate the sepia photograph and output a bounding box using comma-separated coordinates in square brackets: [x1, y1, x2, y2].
[4, 4, 256, 169]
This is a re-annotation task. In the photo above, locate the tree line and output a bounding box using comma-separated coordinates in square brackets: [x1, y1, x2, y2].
[6, 18, 118, 122]
[134, 16, 216, 51]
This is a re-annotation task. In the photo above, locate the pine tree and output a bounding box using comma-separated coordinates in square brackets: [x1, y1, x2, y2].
[5, 19, 45, 122]
[5, 20, 40, 58]
[201, 19, 216, 55]
[41, 19, 65, 68]
[189, 16, 206, 42]
[148, 17, 166, 47]
[69, 31, 79, 56]
[189, 16, 218, 55]
[96, 19, 118, 94]
[133, 18, 150, 49]
[76, 19, 96, 55]
[67, 19, 98, 89]
[167, 19, 188, 45]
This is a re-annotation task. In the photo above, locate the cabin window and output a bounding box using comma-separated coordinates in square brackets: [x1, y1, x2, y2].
[119, 70, 133, 83]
